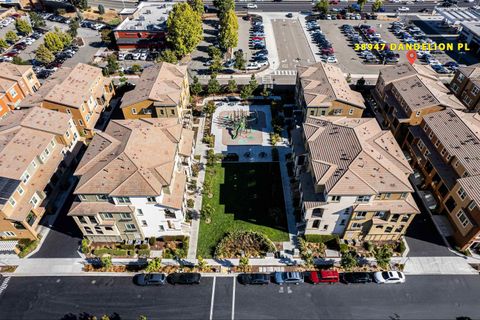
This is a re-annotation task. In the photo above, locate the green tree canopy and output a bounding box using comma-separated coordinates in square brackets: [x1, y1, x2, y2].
[68, 19, 80, 37]
[188, 0, 204, 15]
[44, 32, 64, 52]
[158, 49, 178, 64]
[357, 0, 367, 10]
[0, 38, 8, 50]
[5, 31, 18, 43]
[15, 19, 32, 35]
[105, 54, 119, 75]
[207, 73, 221, 95]
[56, 29, 72, 47]
[72, 0, 88, 10]
[226, 79, 237, 93]
[191, 75, 203, 96]
[315, 0, 329, 14]
[219, 9, 238, 51]
[340, 250, 358, 270]
[29, 12, 46, 28]
[167, 3, 203, 57]
[372, 0, 383, 12]
[248, 74, 258, 92]
[234, 50, 245, 70]
[214, 0, 235, 18]
[35, 44, 55, 64]
[98, 4, 105, 14]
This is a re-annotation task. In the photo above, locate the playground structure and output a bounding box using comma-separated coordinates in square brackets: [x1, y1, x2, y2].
[216, 110, 259, 140]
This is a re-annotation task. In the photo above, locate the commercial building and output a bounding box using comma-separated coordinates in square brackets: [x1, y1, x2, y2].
[0, 63, 40, 118]
[403, 109, 480, 252]
[19, 63, 114, 139]
[295, 62, 365, 120]
[68, 118, 195, 243]
[120, 63, 190, 122]
[291, 116, 419, 242]
[450, 64, 480, 112]
[0, 107, 79, 240]
[373, 63, 465, 139]
[114, 2, 174, 50]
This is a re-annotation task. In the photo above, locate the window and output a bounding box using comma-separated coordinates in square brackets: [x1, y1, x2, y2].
[160, 109, 165, 116]
[137, 209, 144, 216]
[65, 130, 70, 138]
[450, 83, 459, 93]
[384, 193, 392, 199]
[125, 223, 136, 231]
[22, 172, 30, 184]
[417, 140, 426, 150]
[17, 186, 24, 195]
[457, 187, 467, 200]
[78, 119, 84, 126]
[165, 209, 176, 219]
[456, 209, 470, 228]
[44, 148, 50, 157]
[86, 113, 91, 122]
[463, 95, 472, 105]
[340, 219, 346, 226]
[94, 226, 104, 234]
[323, 224, 329, 230]
[78, 216, 87, 224]
[429, 132, 433, 139]
[9, 88, 17, 97]
[400, 192, 407, 199]
[435, 140, 440, 148]
[74, 132, 78, 140]
[390, 214, 400, 222]
[96, 195, 108, 201]
[395, 225, 404, 233]
[50, 140, 56, 147]
[88, 216, 98, 224]
[31, 160, 37, 168]
[458, 73, 465, 82]
[351, 223, 362, 230]
[356, 195, 371, 203]
[141, 220, 148, 227]
[312, 208, 324, 218]
[4, 231, 16, 237]
[120, 213, 132, 220]
[312, 220, 320, 229]
[472, 86, 480, 96]
[401, 215, 409, 222]
[105, 227, 113, 231]
[79, 195, 87, 201]
[132, 108, 137, 115]
[143, 109, 152, 115]
[9, 198, 16, 207]
[445, 196, 457, 212]
[416, 111, 421, 117]
[117, 197, 131, 204]
[30, 195, 39, 207]
[147, 196, 156, 203]
[333, 109, 342, 115]
[66, 108, 71, 115]
[84, 226, 93, 234]
[355, 211, 367, 219]
[170, 109, 175, 115]
[348, 109, 354, 115]
[159, 225, 165, 232]
[374, 211, 386, 218]
[385, 226, 393, 233]
[468, 201, 477, 211]
[101, 212, 114, 219]
[330, 195, 341, 202]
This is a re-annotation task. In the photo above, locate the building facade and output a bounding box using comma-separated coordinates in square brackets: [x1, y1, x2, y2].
[68, 118, 195, 242]
[19, 63, 114, 139]
[291, 116, 419, 242]
[295, 62, 365, 120]
[120, 63, 190, 122]
[373, 63, 465, 139]
[403, 109, 480, 251]
[0, 63, 40, 118]
[0, 107, 79, 240]
[449, 64, 480, 112]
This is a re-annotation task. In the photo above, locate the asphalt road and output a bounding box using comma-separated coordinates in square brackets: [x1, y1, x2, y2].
[1, 275, 480, 319]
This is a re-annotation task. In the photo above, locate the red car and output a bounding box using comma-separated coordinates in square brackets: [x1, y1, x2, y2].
[250, 36, 265, 41]
[329, 0, 339, 3]
[305, 270, 339, 284]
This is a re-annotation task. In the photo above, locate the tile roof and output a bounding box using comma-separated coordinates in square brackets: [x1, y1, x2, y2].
[68, 201, 134, 216]
[74, 118, 194, 199]
[0, 63, 33, 82]
[355, 194, 420, 214]
[297, 62, 365, 109]
[458, 176, 480, 207]
[120, 62, 187, 109]
[304, 116, 413, 195]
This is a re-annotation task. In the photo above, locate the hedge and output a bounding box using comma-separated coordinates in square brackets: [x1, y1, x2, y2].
[304, 234, 338, 244]
[138, 249, 151, 257]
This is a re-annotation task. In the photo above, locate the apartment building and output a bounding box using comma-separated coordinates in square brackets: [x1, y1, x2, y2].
[68, 118, 195, 242]
[0, 63, 40, 118]
[295, 62, 365, 120]
[0, 107, 79, 240]
[19, 63, 114, 139]
[403, 109, 480, 251]
[373, 63, 465, 139]
[120, 63, 189, 121]
[449, 64, 480, 112]
[291, 116, 419, 242]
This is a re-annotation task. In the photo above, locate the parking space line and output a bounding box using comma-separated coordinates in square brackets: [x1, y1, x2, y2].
[231, 277, 236, 320]
[209, 276, 216, 320]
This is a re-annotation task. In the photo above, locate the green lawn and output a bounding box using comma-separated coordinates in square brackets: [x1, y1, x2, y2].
[197, 162, 289, 258]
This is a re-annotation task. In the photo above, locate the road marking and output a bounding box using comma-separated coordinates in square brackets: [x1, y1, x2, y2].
[287, 286, 292, 294]
[279, 286, 284, 293]
[231, 277, 236, 320]
[0, 276, 11, 296]
[209, 276, 216, 320]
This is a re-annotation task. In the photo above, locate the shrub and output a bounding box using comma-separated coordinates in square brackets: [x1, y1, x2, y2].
[149, 237, 157, 246]
[340, 250, 358, 270]
[81, 238, 90, 254]
[364, 241, 374, 252]
[305, 234, 338, 244]
[339, 243, 349, 253]
[93, 248, 112, 257]
[215, 230, 276, 259]
[374, 245, 393, 269]
[396, 241, 406, 254]
[192, 163, 200, 177]
[120, 244, 135, 250]
[196, 255, 208, 271]
[17, 239, 39, 258]
[138, 249, 151, 258]
[111, 249, 128, 256]
[145, 257, 162, 272]
[101, 256, 112, 269]
[187, 199, 195, 208]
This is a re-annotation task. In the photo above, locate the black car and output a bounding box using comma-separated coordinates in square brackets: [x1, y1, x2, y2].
[168, 272, 201, 285]
[134, 273, 167, 286]
[419, 8, 429, 13]
[286, 13, 293, 18]
[238, 273, 270, 285]
[340, 272, 373, 284]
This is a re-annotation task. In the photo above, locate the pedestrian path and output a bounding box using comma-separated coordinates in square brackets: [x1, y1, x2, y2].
[272, 69, 297, 76]
[403, 257, 477, 275]
[0, 276, 11, 296]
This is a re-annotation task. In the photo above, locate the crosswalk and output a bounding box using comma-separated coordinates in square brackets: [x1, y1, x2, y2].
[272, 70, 297, 76]
[0, 276, 11, 296]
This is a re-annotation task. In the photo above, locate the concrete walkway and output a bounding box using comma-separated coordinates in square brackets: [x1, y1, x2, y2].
[403, 256, 478, 275]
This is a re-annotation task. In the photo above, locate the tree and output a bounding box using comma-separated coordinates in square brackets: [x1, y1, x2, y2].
[207, 73, 221, 95]
[219, 9, 238, 51]
[44, 32, 64, 52]
[56, 29, 72, 47]
[0, 38, 8, 51]
[372, 0, 383, 11]
[340, 250, 358, 270]
[191, 76, 203, 96]
[72, 0, 88, 10]
[145, 257, 162, 272]
[68, 19, 80, 38]
[29, 12, 46, 28]
[12, 56, 27, 65]
[208, 45, 222, 60]
[130, 64, 142, 73]
[100, 29, 113, 45]
[214, 0, 235, 18]
[315, 0, 329, 14]
[158, 49, 178, 64]
[204, 100, 216, 115]
[239, 256, 250, 272]
[196, 255, 208, 271]
[374, 245, 393, 269]
[100, 256, 112, 270]
[248, 74, 258, 93]
[98, 4, 105, 14]
[346, 73, 352, 83]
[188, 0, 204, 15]
[167, 3, 203, 57]
[234, 50, 246, 70]
[226, 79, 237, 93]
[201, 203, 215, 223]
[15, 19, 32, 35]
[105, 54, 119, 75]
[357, 0, 367, 10]
[210, 55, 223, 73]
[5, 31, 18, 44]
[138, 316, 147, 320]
[240, 85, 253, 100]
[35, 44, 55, 64]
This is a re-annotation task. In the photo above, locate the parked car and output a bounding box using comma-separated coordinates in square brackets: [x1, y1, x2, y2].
[133, 273, 167, 286]
[340, 272, 373, 284]
[322, 56, 338, 63]
[238, 273, 271, 285]
[305, 270, 339, 284]
[373, 271, 405, 284]
[168, 272, 201, 285]
[246, 62, 260, 70]
[397, 6, 410, 11]
[273, 272, 304, 285]
[247, 3, 258, 8]
[420, 191, 438, 210]
[286, 13, 293, 18]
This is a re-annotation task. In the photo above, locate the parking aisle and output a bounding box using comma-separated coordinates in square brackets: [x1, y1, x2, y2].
[211, 277, 235, 320]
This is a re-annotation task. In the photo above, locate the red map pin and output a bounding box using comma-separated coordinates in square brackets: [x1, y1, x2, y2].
[406, 50, 417, 64]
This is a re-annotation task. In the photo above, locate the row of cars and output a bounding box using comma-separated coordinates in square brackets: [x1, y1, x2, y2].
[0, 16, 16, 28]
[33, 45, 80, 79]
[306, 19, 337, 63]
[246, 15, 269, 70]
[0, 30, 44, 62]
[118, 50, 158, 61]
[37, 12, 71, 24]
[134, 270, 406, 286]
